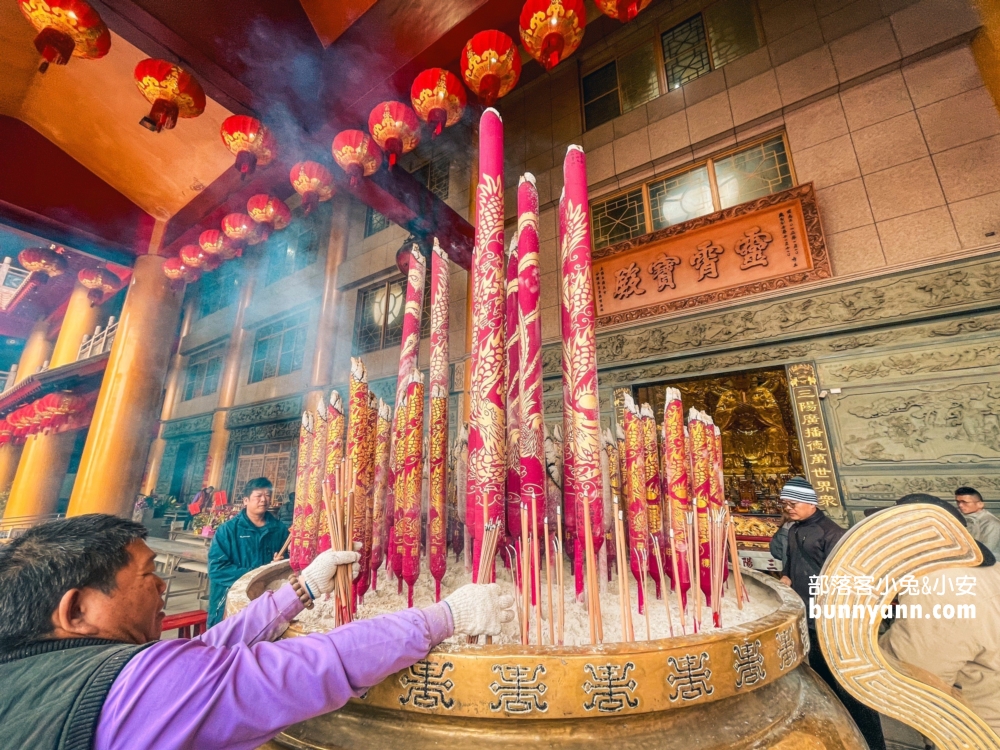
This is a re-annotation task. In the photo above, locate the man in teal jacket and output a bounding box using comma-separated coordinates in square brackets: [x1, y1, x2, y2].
[207, 477, 288, 626]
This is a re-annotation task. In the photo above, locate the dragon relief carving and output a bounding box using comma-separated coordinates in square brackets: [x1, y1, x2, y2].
[836, 384, 1000, 465]
[823, 345, 1000, 383]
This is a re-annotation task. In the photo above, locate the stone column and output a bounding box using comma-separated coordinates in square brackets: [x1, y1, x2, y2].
[141, 295, 196, 496]
[5, 281, 103, 518]
[202, 258, 259, 490]
[0, 318, 54, 503]
[67, 251, 184, 517]
[308, 196, 349, 409]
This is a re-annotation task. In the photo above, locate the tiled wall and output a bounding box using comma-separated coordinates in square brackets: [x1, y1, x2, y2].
[498, 0, 997, 342]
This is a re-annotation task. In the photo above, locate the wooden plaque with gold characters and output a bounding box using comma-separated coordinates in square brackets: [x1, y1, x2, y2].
[591, 183, 831, 328]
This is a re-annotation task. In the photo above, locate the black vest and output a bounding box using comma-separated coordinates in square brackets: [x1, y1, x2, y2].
[0, 638, 150, 750]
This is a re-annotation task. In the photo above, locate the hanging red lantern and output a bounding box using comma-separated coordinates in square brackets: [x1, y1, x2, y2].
[77, 265, 121, 307]
[519, 0, 586, 71]
[162, 256, 200, 286]
[199, 229, 241, 261]
[19, 244, 67, 282]
[332, 130, 382, 187]
[220, 115, 276, 178]
[368, 102, 420, 170]
[247, 194, 292, 239]
[179, 244, 210, 269]
[133, 59, 206, 133]
[594, 0, 651, 23]
[222, 213, 265, 246]
[18, 0, 110, 73]
[289, 161, 334, 215]
[461, 30, 521, 106]
[410, 68, 466, 138]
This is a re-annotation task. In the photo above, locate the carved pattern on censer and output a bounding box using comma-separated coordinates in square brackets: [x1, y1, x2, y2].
[582, 662, 639, 712]
[733, 640, 766, 689]
[399, 661, 456, 710]
[666, 652, 714, 702]
[776, 626, 797, 671]
[489, 664, 549, 714]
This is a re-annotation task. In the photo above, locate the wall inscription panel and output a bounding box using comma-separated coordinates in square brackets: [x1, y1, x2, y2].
[592, 184, 831, 327]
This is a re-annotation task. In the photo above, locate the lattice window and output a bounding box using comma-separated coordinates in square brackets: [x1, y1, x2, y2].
[264, 204, 325, 286]
[353, 276, 407, 354]
[365, 206, 390, 237]
[582, 61, 620, 131]
[714, 135, 793, 209]
[248, 315, 308, 384]
[413, 154, 451, 200]
[649, 166, 714, 230]
[661, 15, 712, 90]
[234, 440, 293, 503]
[618, 42, 660, 112]
[182, 351, 223, 401]
[705, 0, 762, 69]
[591, 188, 647, 249]
[196, 262, 240, 319]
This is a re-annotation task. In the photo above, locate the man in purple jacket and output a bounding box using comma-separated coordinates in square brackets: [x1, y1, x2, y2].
[0, 514, 513, 750]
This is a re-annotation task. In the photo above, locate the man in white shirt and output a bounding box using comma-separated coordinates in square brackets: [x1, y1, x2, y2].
[955, 486, 1000, 559]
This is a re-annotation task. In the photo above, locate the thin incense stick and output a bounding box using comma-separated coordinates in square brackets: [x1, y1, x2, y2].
[520, 503, 530, 644]
[543, 514, 554, 645]
[581, 495, 596, 643]
[639, 549, 651, 640]
[530, 499, 543, 646]
[555, 505, 565, 645]
[613, 498, 633, 642]
[667, 500, 686, 636]
[612, 497, 627, 641]
[651, 536, 674, 638]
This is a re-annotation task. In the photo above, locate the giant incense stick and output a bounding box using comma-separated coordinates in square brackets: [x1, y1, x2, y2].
[347, 358, 369, 604]
[356, 392, 378, 603]
[640, 403, 664, 599]
[387, 245, 427, 583]
[467, 107, 506, 583]
[304, 396, 328, 571]
[289, 411, 314, 571]
[320, 392, 346, 555]
[689, 410, 713, 618]
[623, 394, 650, 614]
[400, 370, 425, 606]
[505, 237, 522, 552]
[661, 388, 692, 621]
[369, 400, 391, 589]
[429, 239, 450, 601]
[560, 146, 604, 608]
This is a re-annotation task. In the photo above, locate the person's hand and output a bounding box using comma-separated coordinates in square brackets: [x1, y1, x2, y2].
[779, 575, 791, 586]
[444, 583, 515, 636]
[301, 549, 361, 597]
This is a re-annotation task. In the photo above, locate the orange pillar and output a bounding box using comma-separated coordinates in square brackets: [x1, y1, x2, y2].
[141, 295, 196, 496]
[0, 318, 54, 501]
[67, 252, 183, 517]
[308, 196, 349, 407]
[6, 281, 103, 518]
[202, 259, 258, 489]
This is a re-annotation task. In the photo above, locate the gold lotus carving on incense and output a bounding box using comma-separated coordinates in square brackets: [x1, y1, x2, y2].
[816, 505, 1000, 749]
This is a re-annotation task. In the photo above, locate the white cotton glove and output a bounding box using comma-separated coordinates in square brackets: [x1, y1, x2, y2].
[444, 583, 515, 636]
[301, 549, 360, 597]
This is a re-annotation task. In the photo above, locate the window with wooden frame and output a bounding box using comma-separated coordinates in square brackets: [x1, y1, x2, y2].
[182, 348, 224, 401]
[248, 314, 309, 384]
[590, 133, 794, 249]
[195, 262, 240, 320]
[581, 0, 762, 130]
[353, 272, 433, 355]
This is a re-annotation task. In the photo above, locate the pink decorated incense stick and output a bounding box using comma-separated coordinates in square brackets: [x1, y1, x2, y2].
[560, 146, 604, 605]
[640, 403, 665, 599]
[557, 187, 579, 597]
[318, 392, 346, 554]
[400, 370, 425, 606]
[429, 239, 450, 600]
[288, 411, 314, 571]
[504, 236, 522, 554]
[355, 391, 378, 602]
[661, 389, 692, 620]
[623, 394, 650, 614]
[688, 409, 714, 614]
[387, 245, 426, 584]
[347, 359, 370, 602]
[369, 400, 391, 589]
[466, 108, 506, 583]
[305, 397, 328, 569]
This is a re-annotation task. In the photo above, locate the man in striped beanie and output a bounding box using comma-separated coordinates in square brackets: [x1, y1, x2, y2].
[779, 476, 887, 749]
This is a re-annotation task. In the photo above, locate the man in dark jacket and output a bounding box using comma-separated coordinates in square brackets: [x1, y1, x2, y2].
[207, 477, 288, 626]
[778, 476, 886, 749]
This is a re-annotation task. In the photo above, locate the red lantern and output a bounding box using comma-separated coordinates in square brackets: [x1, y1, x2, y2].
[162, 256, 200, 286]
[368, 102, 420, 170]
[594, 0, 651, 23]
[18, 0, 110, 73]
[289, 161, 334, 215]
[180, 244, 210, 269]
[410, 68, 466, 138]
[222, 213, 265, 246]
[199, 229, 241, 261]
[134, 59, 206, 132]
[247, 194, 292, 239]
[332, 130, 382, 187]
[220, 115, 276, 178]
[19, 244, 67, 282]
[519, 0, 586, 70]
[461, 30, 521, 106]
[77, 265, 121, 307]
